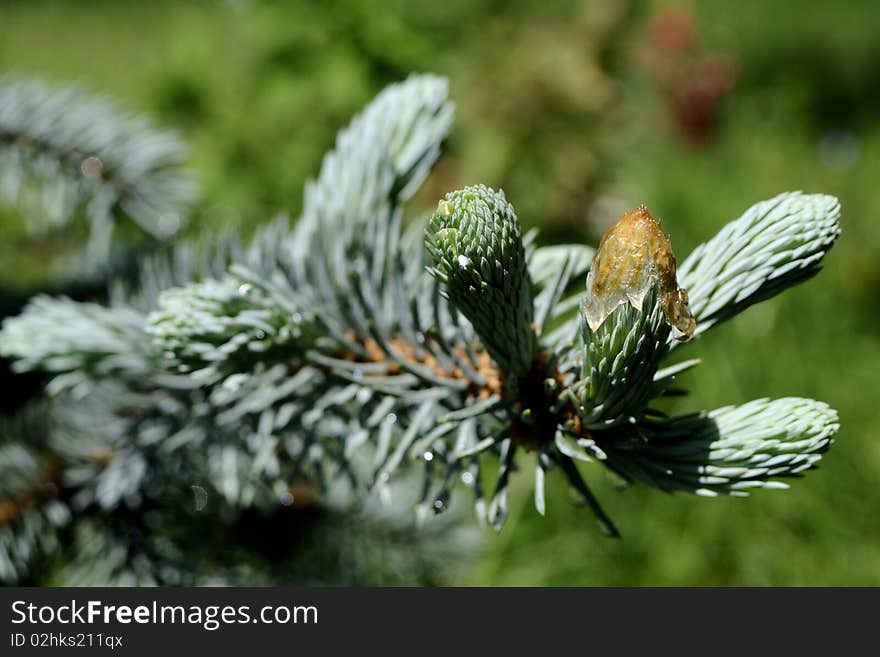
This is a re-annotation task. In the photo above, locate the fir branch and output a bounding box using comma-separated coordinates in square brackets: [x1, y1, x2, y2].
[0, 77, 197, 261]
[0, 406, 69, 584]
[52, 477, 479, 587]
[0, 74, 844, 546]
[288, 74, 454, 316]
[676, 192, 841, 338]
[136, 76, 476, 504]
[148, 267, 324, 382]
[0, 296, 149, 382]
[604, 398, 838, 496]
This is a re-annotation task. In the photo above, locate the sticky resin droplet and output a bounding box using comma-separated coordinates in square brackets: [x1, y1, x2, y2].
[583, 205, 696, 340]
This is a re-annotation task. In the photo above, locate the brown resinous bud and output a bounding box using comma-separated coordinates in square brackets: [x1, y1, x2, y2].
[583, 205, 696, 340]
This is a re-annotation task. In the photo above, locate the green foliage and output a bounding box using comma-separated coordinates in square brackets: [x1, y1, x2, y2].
[0, 69, 843, 581]
[148, 269, 323, 382]
[569, 286, 670, 429]
[604, 397, 837, 497]
[677, 192, 842, 337]
[1, 0, 874, 587]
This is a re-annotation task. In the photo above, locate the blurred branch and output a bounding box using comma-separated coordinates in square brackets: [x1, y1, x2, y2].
[0, 77, 197, 265]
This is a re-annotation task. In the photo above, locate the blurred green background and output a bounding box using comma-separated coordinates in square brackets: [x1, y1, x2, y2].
[2, 0, 878, 585]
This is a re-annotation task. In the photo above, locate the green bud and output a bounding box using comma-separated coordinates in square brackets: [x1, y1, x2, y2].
[576, 285, 669, 429]
[583, 205, 695, 341]
[426, 185, 536, 376]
